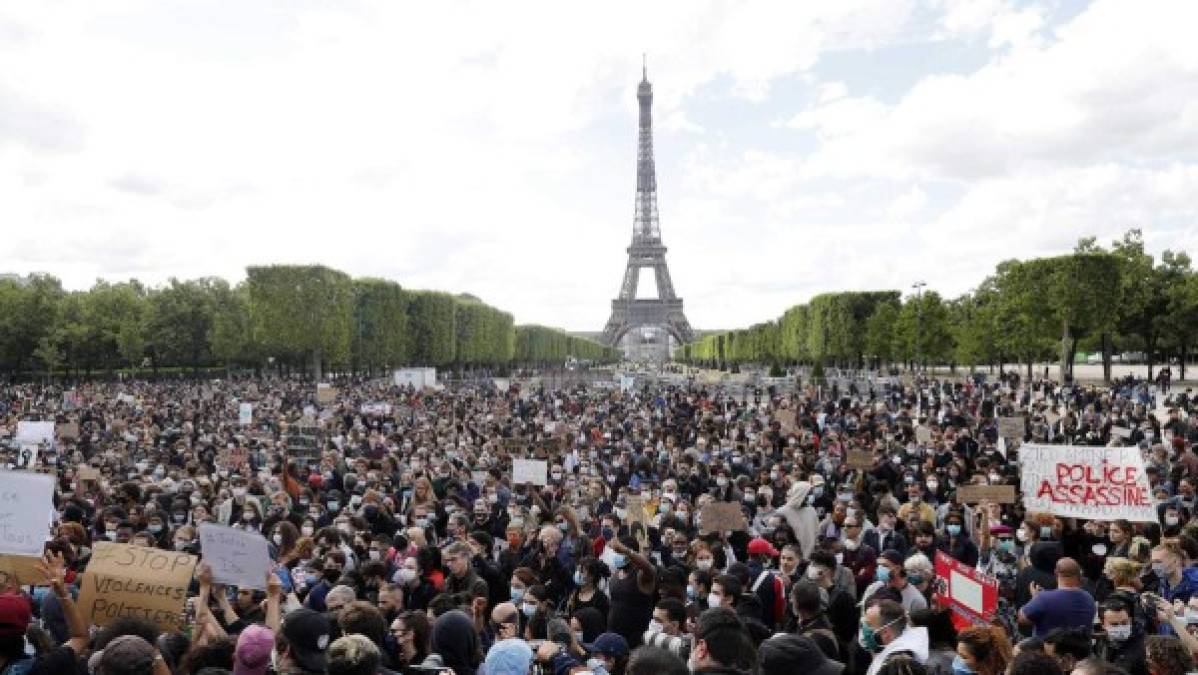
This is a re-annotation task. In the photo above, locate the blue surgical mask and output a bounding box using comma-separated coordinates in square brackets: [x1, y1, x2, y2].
[908, 573, 925, 586]
[947, 524, 962, 536]
[686, 584, 697, 600]
[612, 554, 627, 570]
[952, 655, 976, 675]
[876, 566, 891, 582]
[522, 602, 536, 617]
[573, 570, 584, 586]
[998, 540, 1015, 553]
[511, 587, 525, 603]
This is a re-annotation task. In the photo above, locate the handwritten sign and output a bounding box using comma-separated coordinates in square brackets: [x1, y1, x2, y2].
[699, 502, 748, 534]
[0, 555, 46, 586]
[624, 495, 651, 530]
[76, 465, 101, 486]
[217, 446, 249, 471]
[55, 422, 80, 441]
[14, 422, 54, 449]
[198, 523, 271, 590]
[238, 403, 253, 426]
[935, 551, 998, 630]
[1019, 443, 1157, 522]
[77, 542, 197, 631]
[316, 383, 337, 404]
[512, 459, 547, 486]
[997, 416, 1024, 440]
[956, 484, 1016, 504]
[1110, 426, 1132, 440]
[846, 450, 875, 470]
[0, 472, 54, 557]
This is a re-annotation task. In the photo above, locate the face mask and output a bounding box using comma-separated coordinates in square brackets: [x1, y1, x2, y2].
[397, 568, 417, 584]
[707, 592, 721, 607]
[686, 584, 697, 600]
[858, 623, 883, 653]
[574, 631, 585, 644]
[952, 655, 976, 675]
[574, 570, 585, 586]
[1106, 625, 1132, 642]
[148, 524, 162, 534]
[946, 524, 962, 536]
[302, 526, 314, 537]
[105, 529, 117, 540]
[1186, 610, 1198, 624]
[1152, 562, 1168, 577]
[998, 540, 1015, 553]
[511, 588, 525, 603]
[612, 554, 627, 570]
[926, 481, 938, 491]
[174, 540, 189, 551]
[1166, 515, 1180, 527]
[908, 573, 925, 586]
[1040, 526, 1053, 539]
[717, 477, 729, 488]
[557, 522, 569, 533]
[743, 493, 756, 503]
[522, 602, 536, 617]
[844, 538, 859, 551]
[272, 534, 284, 546]
[415, 518, 429, 528]
[1017, 529, 1029, 543]
[696, 558, 713, 571]
[876, 566, 891, 582]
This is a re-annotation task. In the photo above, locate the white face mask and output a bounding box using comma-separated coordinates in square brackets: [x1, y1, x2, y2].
[707, 592, 721, 607]
[807, 566, 824, 580]
[696, 558, 713, 571]
[648, 619, 664, 634]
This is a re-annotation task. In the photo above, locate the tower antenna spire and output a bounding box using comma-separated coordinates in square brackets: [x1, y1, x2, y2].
[642, 53, 647, 80]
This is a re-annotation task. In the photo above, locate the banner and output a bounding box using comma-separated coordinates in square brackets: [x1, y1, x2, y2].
[198, 523, 271, 590]
[76, 542, 197, 631]
[512, 459, 547, 486]
[0, 471, 54, 557]
[935, 551, 998, 630]
[238, 402, 253, 426]
[1019, 443, 1157, 522]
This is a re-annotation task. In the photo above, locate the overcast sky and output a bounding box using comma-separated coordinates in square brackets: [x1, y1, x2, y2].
[2, 1, 1196, 332]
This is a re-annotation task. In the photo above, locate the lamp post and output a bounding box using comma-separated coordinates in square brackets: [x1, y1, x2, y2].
[912, 281, 926, 372]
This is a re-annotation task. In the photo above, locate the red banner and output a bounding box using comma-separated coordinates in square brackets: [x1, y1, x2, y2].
[934, 551, 999, 629]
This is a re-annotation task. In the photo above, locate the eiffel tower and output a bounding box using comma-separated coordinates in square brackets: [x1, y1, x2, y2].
[601, 61, 694, 355]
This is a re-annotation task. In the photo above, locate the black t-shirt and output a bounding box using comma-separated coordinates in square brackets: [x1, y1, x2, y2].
[30, 645, 77, 675]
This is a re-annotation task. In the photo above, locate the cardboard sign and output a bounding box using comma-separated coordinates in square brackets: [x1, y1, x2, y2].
[956, 484, 1017, 504]
[846, 450, 875, 470]
[55, 422, 80, 440]
[512, 459, 547, 486]
[0, 472, 54, 557]
[238, 403, 253, 426]
[218, 446, 249, 470]
[198, 523, 271, 590]
[77, 542, 197, 631]
[1019, 443, 1156, 522]
[624, 496, 652, 529]
[997, 416, 1024, 440]
[0, 555, 46, 587]
[699, 502, 748, 534]
[777, 408, 798, 434]
[935, 551, 998, 630]
[76, 465, 101, 485]
[316, 383, 337, 404]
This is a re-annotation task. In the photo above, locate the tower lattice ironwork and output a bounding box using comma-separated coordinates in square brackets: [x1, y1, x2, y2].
[601, 61, 694, 350]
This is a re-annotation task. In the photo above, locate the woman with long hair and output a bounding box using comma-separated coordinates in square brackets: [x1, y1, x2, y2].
[955, 625, 1012, 675]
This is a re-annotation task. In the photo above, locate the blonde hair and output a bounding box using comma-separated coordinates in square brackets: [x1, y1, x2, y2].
[1102, 557, 1142, 587]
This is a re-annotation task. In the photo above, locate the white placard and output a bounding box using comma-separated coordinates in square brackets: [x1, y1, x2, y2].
[1111, 426, 1132, 440]
[512, 459, 547, 486]
[1020, 443, 1157, 522]
[0, 471, 54, 557]
[198, 523, 271, 590]
[14, 422, 54, 449]
[493, 378, 510, 393]
[238, 403, 253, 426]
[950, 569, 984, 614]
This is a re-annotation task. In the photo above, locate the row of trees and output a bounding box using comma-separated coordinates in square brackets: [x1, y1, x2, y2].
[678, 230, 1198, 381]
[0, 265, 618, 380]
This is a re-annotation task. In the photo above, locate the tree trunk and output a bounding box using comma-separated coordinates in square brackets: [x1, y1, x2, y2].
[1059, 319, 1071, 383]
[1181, 342, 1188, 381]
[311, 347, 323, 382]
[1101, 332, 1111, 383]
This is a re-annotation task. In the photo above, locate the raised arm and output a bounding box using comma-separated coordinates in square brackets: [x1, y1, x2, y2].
[38, 552, 89, 654]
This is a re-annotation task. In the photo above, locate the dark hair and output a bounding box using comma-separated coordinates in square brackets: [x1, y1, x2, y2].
[0, 636, 24, 663]
[1042, 628, 1091, 661]
[909, 607, 957, 649]
[713, 574, 742, 601]
[179, 636, 236, 675]
[338, 601, 387, 648]
[791, 580, 823, 615]
[877, 655, 928, 675]
[1009, 650, 1062, 675]
[580, 556, 612, 582]
[809, 550, 837, 570]
[1146, 635, 1193, 675]
[1072, 657, 1129, 675]
[400, 611, 432, 656]
[656, 598, 686, 626]
[627, 646, 689, 675]
[695, 607, 756, 671]
[95, 616, 160, 650]
[1016, 637, 1044, 653]
[428, 593, 459, 617]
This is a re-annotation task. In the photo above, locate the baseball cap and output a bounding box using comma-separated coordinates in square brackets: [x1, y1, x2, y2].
[234, 625, 276, 675]
[747, 538, 780, 558]
[0, 595, 32, 636]
[281, 608, 331, 673]
[585, 632, 630, 658]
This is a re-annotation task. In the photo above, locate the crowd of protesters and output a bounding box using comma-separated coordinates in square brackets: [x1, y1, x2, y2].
[0, 367, 1196, 675]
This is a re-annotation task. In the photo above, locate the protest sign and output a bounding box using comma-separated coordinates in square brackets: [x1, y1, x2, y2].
[56, 422, 80, 441]
[915, 426, 934, 444]
[846, 450, 875, 470]
[1111, 426, 1132, 440]
[493, 378, 510, 393]
[1019, 443, 1157, 522]
[956, 484, 1016, 504]
[699, 502, 748, 534]
[198, 523, 271, 590]
[0, 471, 54, 557]
[997, 416, 1024, 440]
[238, 402, 253, 426]
[316, 384, 337, 404]
[76, 542, 197, 631]
[935, 551, 998, 629]
[361, 402, 392, 416]
[619, 375, 635, 392]
[512, 459, 547, 486]
[624, 496, 651, 529]
[76, 465, 101, 486]
[62, 390, 81, 411]
[0, 555, 45, 587]
[15, 421, 54, 449]
[217, 445, 249, 471]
